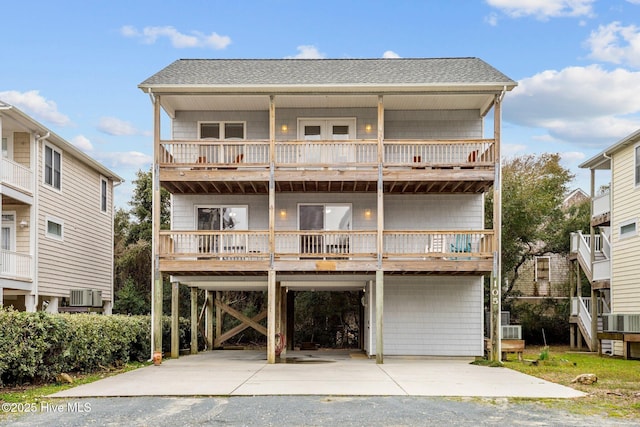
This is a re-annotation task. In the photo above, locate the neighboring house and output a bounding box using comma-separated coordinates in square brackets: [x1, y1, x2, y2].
[0, 101, 123, 313]
[511, 189, 588, 299]
[139, 58, 516, 362]
[573, 128, 640, 359]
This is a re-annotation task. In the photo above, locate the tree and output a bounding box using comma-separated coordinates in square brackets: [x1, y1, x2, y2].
[113, 168, 170, 314]
[486, 153, 575, 296]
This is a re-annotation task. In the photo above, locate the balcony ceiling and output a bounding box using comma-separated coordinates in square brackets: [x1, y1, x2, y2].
[161, 178, 492, 195]
[159, 93, 496, 117]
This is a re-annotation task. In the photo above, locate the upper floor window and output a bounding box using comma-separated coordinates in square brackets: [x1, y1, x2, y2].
[635, 145, 640, 187]
[199, 122, 245, 140]
[620, 218, 637, 239]
[535, 256, 550, 282]
[44, 144, 62, 190]
[100, 177, 108, 213]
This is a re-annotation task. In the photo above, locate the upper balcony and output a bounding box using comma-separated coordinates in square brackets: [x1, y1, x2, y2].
[158, 229, 494, 275]
[0, 158, 34, 204]
[159, 138, 495, 195]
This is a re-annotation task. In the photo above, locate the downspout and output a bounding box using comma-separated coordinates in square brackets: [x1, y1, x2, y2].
[33, 132, 50, 310]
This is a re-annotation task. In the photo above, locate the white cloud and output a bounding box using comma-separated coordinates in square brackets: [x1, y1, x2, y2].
[286, 45, 325, 59]
[484, 12, 499, 26]
[502, 143, 529, 158]
[97, 116, 146, 136]
[70, 135, 93, 152]
[560, 151, 586, 162]
[383, 50, 401, 58]
[95, 151, 152, 169]
[504, 65, 640, 146]
[121, 25, 231, 50]
[585, 22, 640, 68]
[0, 90, 71, 127]
[486, 0, 595, 20]
[626, 0, 640, 4]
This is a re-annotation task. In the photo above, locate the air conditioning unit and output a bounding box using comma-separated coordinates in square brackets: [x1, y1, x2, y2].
[91, 290, 103, 307]
[603, 314, 625, 332]
[501, 325, 522, 340]
[70, 289, 93, 307]
[623, 314, 640, 333]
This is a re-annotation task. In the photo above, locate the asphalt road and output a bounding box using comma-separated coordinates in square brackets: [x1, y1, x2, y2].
[1, 396, 636, 427]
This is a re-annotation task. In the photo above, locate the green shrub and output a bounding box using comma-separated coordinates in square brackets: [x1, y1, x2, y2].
[0, 308, 205, 387]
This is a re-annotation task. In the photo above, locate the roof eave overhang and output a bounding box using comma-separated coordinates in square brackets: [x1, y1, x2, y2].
[579, 128, 640, 170]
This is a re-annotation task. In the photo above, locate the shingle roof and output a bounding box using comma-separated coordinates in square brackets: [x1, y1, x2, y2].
[139, 58, 516, 88]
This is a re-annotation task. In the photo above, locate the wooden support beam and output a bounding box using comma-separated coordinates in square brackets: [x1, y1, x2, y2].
[215, 291, 222, 346]
[190, 287, 198, 354]
[214, 310, 267, 346]
[490, 93, 502, 362]
[206, 290, 214, 350]
[280, 286, 288, 356]
[375, 270, 384, 364]
[214, 299, 268, 336]
[171, 281, 179, 359]
[287, 290, 295, 350]
[267, 270, 276, 364]
[152, 93, 163, 364]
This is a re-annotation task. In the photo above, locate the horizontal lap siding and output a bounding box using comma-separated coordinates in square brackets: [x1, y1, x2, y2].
[379, 277, 483, 356]
[36, 142, 114, 300]
[611, 145, 640, 313]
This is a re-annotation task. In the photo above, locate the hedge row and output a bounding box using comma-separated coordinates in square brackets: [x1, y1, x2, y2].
[0, 309, 198, 387]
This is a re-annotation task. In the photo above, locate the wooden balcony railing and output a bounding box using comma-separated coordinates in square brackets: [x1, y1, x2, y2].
[159, 139, 495, 170]
[159, 230, 494, 262]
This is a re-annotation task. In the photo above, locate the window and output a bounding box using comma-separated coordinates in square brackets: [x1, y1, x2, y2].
[635, 145, 640, 187]
[620, 218, 637, 239]
[46, 217, 63, 240]
[44, 144, 62, 190]
[196, 206, 248, 231]
[100, 177, 108, 213]
[199, 122, 245, 140]
[535, 256, 550, 282]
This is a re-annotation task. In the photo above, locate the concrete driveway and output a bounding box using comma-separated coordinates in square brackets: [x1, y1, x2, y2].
[51, 350, 584, 399]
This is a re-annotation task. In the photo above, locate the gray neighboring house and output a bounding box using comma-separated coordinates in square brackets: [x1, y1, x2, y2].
[139, 58, 517, 363]
[0, 101, 123, 313]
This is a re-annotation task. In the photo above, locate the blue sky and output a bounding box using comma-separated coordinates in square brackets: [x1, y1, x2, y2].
[2, 0, 640, 207]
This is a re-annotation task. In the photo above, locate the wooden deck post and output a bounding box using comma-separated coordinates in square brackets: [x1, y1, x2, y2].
[287, 291, 295, 350]
[171, 281, 179, 358]
[190, 287, 198, 354]
[280, 286, 288, 356]
[215, 291, 222, 344]
[375, 270, 384, 364]
[375, 95, 384, 364]
[267, 270, 276, 364]
[151, 93, 163, 363]
[490, 93, 503, 362]
[206, 290, 214, 349]
[589, 169, 599, 353]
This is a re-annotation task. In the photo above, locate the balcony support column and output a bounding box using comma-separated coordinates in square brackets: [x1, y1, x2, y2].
[588, 168, 599, 352]
[267, 270, 277, 364]
[151, 93, 163, 363]
[375, 95, 384, 364]
[489, 93, 503, 362]
[171, 281, 180, 359]
[190, 287, 198, 355]
[206, 290, 214, 349]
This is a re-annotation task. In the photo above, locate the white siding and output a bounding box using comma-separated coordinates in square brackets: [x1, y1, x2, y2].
[611, 143, 640, 313]
[172, 193, 483, 231]
[368, 276, 484, 356]
[36, 140, 114, 300]
[171, 109, 482, 141]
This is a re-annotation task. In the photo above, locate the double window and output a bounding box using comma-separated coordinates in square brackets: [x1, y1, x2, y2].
[199, 122, 245, 140]
[44, 144, 62, 190]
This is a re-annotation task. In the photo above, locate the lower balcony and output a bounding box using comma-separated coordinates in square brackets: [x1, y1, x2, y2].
[158, 230, 494, 275]
[0, 250, 33, 281]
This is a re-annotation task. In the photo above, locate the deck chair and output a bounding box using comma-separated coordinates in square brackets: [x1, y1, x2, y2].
[449, 234, 472, 259]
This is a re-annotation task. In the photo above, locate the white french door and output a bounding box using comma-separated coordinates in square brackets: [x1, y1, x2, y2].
[298, 119, 356, 165]
[1, 213, 16, 275]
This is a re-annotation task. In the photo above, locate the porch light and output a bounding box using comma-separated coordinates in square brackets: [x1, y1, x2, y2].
[364, 209, 372, 219]
[365, 124, 372, 133]
[280, 124, 288, 133]
[19, 219, 28, 228]
[279, 209, 287, 218]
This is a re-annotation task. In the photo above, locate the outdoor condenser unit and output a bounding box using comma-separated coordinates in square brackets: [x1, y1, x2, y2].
[70, 289, 93, 306]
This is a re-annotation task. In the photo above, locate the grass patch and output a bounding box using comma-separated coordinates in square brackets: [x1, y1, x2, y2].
[503, 346, 640, 419]
[0, 361, 149, 420]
